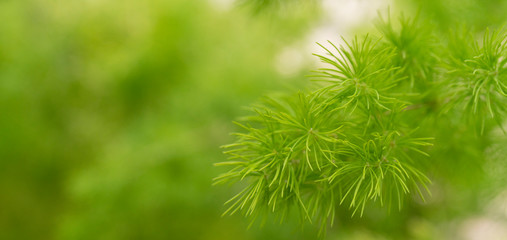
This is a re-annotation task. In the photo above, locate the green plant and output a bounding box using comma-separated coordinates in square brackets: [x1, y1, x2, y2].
[215, 12, 507, 236]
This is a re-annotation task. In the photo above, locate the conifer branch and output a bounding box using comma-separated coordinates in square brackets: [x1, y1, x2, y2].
[214, 11, 507, 235]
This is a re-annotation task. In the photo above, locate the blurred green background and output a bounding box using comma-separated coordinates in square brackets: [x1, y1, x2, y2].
[1, 0, 507, 239]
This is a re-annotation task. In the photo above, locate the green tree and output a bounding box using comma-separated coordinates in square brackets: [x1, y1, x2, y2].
[216, 11, 507, 238]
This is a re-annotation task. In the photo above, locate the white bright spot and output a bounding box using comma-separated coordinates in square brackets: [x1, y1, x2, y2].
[322, 0, 390, 28]
[306, 26, 346, 61]
[461, 217, 507, 240]
[307, 0, 391, 66]
[275, 47, 305, 77]
[208, 0, 235, 12]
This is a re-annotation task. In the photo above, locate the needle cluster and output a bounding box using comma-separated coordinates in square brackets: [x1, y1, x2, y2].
[215, 12, 507, 235]
[443, 29, 507, 132]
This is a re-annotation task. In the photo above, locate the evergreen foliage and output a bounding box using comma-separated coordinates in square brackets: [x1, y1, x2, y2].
[215, 12, 507, 235]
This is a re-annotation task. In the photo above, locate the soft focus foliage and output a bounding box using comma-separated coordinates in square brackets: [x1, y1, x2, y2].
[0, 0, 316, 239]
[1, 0, 507, 240]
[216, 33, 435, 235]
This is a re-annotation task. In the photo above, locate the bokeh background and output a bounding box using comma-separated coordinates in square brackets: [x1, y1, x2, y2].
[1, 0, 507, 239]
